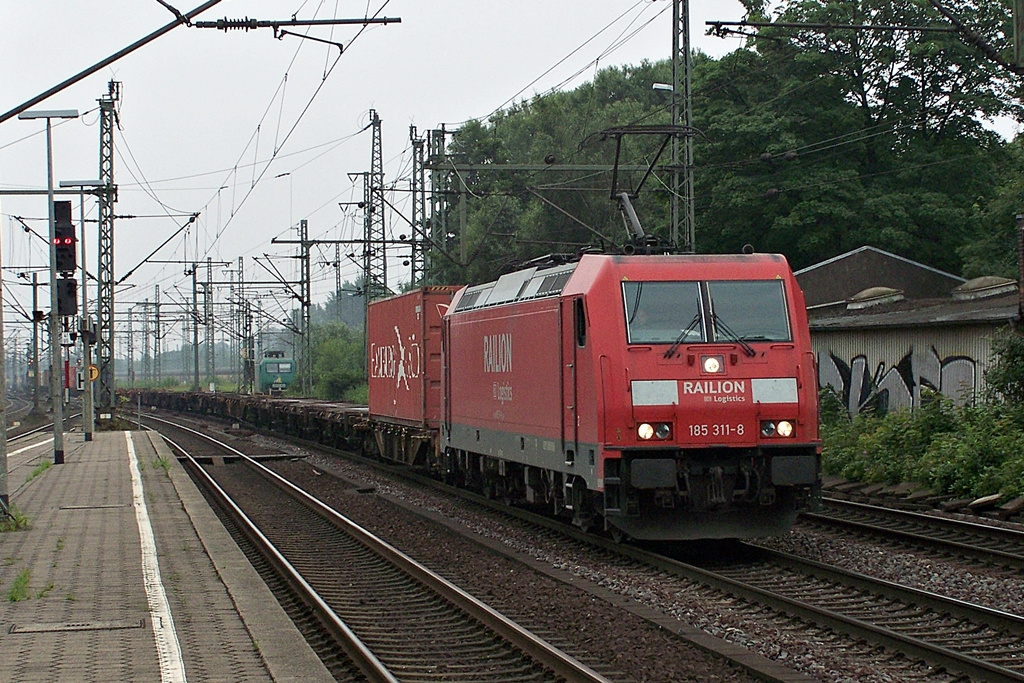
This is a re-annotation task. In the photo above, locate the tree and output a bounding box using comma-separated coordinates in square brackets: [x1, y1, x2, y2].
[315, 278, 366, 329]
[310, 321, 366, 400]
[425, 0, 1020, 283]
[985, 327, 1024, 406]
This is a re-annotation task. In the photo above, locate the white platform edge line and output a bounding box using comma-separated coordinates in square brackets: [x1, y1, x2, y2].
[126, 431, 188, 683]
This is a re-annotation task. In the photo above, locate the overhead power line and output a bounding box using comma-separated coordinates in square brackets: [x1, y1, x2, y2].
[0, 0, 225, 124]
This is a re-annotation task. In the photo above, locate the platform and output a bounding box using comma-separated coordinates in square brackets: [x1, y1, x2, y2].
[0, 429, 332, 682]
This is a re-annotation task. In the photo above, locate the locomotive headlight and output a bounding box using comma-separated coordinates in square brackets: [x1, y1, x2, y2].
[701, 355, 724, 374]
[637, 422, 671, 441]
[760, 420, 796, 437]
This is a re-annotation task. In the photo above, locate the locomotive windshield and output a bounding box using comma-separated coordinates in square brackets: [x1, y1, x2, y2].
[623, 281, 704, 344]
[707, 280, 791, 342]
[623, 279, 791, 344]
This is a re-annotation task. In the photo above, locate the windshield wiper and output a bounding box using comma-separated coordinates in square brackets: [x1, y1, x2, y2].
[663, 314, 701, 359]
[712, 314, 756, 357]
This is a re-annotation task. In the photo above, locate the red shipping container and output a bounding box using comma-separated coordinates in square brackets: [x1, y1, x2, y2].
[368, 286, 458, 427]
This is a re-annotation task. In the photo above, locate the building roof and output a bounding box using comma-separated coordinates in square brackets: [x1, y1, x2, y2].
[795, 245, 965, 308]
[809, 291, 1019, 330]
[796, 245, 1020, 330]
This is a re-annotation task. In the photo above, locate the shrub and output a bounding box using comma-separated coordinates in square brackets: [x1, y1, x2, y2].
[821, 389, 957, 486]
[914, 402, 1024, 497]
[985, 327, 1024, 406]
[819, 327, 1024, 500]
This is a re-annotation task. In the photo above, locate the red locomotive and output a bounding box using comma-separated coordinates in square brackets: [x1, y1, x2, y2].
[369, 252, 821, 541]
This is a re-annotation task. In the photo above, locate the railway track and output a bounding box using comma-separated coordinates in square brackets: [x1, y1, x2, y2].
[803, 497, 1024, 568]
[441, 485, 1024, 682]
[310, 445, 1024, 681]
[149, 415, 613, 683]
[716, 545, 1024, 681]
[144, 408, 1024, 681]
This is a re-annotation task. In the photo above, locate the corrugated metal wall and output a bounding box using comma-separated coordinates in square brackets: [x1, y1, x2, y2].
[812, 323, 1007, 414]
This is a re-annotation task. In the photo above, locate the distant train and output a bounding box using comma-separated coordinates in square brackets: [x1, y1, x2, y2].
[257, 350, 295, 395]
[368, 253, 822, 541]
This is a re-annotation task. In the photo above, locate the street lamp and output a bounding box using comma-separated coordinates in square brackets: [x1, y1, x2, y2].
[59, 179, 101, 442]
[19, 109, 79, 465]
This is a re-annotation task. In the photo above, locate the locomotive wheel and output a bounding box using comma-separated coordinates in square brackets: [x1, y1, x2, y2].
[610, 526, 629, 544]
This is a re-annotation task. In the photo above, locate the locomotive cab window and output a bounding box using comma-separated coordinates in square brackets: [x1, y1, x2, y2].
[623, 281, 704, 344]
[707, 280, 791, 342]
[574, 298, 587, 347]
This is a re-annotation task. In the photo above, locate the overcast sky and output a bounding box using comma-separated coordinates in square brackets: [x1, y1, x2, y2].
[0, 0, 748, 348]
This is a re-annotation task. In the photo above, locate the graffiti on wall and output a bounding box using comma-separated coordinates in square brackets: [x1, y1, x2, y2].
[818, 346, 978, 415]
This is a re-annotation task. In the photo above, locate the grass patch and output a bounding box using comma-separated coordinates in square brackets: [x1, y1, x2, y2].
[7, 569, 31, 602]
[0, 506, 30, 532]
[153, 455, 172, 475]
[25, 460, 52, 484]
[36, 583, 55, 599]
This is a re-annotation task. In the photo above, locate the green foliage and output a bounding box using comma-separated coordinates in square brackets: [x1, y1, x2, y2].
[855, 394, 958, 484]
[914, 403, 1024, 497]
[7, 569, 30, 602]
[314, 278, 366, 328]
[960, 139, 1024, 278]
[309, 321, 366, 400]
[984, 327, 1024, 405]
[821, 384, 1024, 499]
[422, 0, 1020, 287]
[344, 383, 369, 405]
[0, 505, 30, 532]
[25, 460, 51, 484]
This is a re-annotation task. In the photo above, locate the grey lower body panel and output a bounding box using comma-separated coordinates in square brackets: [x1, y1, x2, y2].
[445, 421, 600, 487]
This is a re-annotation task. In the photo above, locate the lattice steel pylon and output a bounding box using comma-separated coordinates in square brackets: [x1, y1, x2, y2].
[96, 81, 120, 409]
[154, 284, 161, 385]
[427, 128, 450, 266]
[364, 110, 388, 300]
[409, 125, 427, 286]
[672, 0, 695, 253]
[142, 299, 151, 382]
[299, 219, 311, 395]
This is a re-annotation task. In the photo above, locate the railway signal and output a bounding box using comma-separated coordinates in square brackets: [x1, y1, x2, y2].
[56, 277, 77, 317]
[53, 201, 77, 273]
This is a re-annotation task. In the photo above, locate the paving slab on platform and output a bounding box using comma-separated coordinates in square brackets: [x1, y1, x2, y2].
[0, 429, 331, 683]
